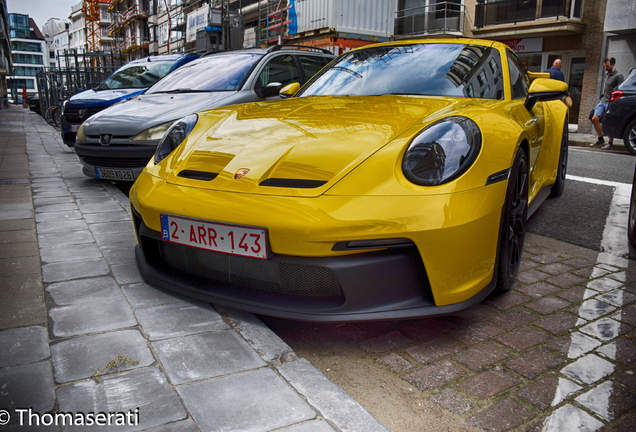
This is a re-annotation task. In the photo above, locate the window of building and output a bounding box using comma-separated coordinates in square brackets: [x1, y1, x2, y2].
[12, 53, 44, 65]
[8, 78, 35, 89]
[11, 41, 42, 52]
[9, 14, 31, 39]
[14, 66, 43, 77]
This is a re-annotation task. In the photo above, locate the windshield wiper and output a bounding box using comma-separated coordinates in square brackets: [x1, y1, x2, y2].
[156, 88, 210, 94]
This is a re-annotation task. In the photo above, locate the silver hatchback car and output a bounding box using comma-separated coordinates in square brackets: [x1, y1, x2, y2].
[74, 45, 335, 181]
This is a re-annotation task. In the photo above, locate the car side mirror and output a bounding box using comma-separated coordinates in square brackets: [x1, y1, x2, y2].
[279, 82, 300, 99]
[262, 82, 283, 98]
[524, 78, 568, 111]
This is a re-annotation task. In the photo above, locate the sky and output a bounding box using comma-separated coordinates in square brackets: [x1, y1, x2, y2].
[6, 0, 79, 30]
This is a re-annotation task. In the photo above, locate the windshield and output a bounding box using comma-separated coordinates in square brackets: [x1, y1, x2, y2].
[146, 54, 262, 94]
[98, 60, 177, 90]
[299, 44, 504, 100]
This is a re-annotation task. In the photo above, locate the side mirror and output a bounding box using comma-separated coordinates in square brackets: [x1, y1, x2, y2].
[524, 78, 568, 111]
[279, 82, 300, 99]
[262, 82, 283, 98]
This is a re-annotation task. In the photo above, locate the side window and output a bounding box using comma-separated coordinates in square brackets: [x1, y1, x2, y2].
[260, 55, 299, 87]
[507, 51, 529, 100]
[299, 56, 326, 82]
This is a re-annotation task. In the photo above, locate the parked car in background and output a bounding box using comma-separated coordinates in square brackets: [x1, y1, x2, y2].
[130, 39, 569, 321]
[603, 68, 636, 155]
[74, 45, 335, 182]
[28, 94, 40, 114]
[60, 53, 199, 147]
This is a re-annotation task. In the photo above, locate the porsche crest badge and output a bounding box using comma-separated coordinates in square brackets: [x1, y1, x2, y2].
[234, 168, 250, 180]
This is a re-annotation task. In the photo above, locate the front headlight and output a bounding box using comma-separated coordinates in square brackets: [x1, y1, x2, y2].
[76, 123, 86, 141]
[154, 114, 198, 164]
[402, 116, 481, 186]
[132, 121, 176, 141]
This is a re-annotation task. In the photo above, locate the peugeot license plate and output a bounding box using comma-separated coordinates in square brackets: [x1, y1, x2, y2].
[95, 167, 134, 181]
[160, 214, 268, 259]
[71, 124, 80, 132]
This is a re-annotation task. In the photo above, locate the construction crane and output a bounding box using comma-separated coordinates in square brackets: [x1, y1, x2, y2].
[83, 0, 102, 53]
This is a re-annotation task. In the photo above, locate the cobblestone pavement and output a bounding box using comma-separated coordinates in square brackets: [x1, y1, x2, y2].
[0, 106, 388, 431]
[267, 234, 636, 431]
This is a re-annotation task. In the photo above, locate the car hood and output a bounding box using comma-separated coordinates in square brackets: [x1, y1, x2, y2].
[66, 88, 145, 108]
[82, 92, 238, 137]
[163, 95, 490, 197]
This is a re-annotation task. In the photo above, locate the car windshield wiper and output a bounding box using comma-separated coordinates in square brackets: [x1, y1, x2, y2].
[155, 88, 210, 94]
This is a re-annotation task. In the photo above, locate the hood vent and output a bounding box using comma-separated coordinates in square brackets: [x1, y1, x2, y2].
[259, 178, 327, 189]
[177, 170, 218, 181]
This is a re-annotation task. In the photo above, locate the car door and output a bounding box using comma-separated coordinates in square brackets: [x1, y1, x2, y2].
[506, 50, 546, 199]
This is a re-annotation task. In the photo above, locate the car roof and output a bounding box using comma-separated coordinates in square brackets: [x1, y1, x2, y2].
[201, 45, 334, 58]
[341, 38, 501, 55]
[128, 53, 196, 64]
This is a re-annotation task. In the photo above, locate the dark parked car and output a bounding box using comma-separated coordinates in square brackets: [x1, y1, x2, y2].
[603, 68, 636, 155]
[28, 94, 40, 114]
[60, 53, 199, 147]
[74, 45, 335, 182]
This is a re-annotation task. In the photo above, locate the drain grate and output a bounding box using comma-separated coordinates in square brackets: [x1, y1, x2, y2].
[0, 178, 30, 185]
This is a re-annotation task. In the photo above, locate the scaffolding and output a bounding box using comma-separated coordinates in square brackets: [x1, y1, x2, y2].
[258, 0, 291, 47]
[83, 0, 102, 52]
[107, 0, 150, 56]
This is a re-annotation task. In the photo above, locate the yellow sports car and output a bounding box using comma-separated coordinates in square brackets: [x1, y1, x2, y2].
[130, 38, 569, 321]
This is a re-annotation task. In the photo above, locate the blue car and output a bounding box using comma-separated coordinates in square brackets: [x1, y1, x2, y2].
[60, 53, 198, 147]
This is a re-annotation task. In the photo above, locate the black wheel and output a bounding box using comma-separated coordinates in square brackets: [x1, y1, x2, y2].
[52, 106, 62, 128]
[628, 167, 636, 247]
[495, 148, 528, 293]
[550, 121, 568, 197]
[44, 106, 59, 127]
[623, 119, 636, 157]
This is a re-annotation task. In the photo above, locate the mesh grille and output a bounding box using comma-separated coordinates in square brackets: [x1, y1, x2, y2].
[63, 107, 104, 123]
[80, 155, 151, 168]
[158, 240, 341, 297]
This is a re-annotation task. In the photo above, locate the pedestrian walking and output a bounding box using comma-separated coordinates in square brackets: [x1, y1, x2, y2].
[590, 57, 624, 150]
[545, 59, 566, 82]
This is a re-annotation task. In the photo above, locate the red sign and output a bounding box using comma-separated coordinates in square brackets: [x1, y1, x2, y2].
[502, 38, 543, 53]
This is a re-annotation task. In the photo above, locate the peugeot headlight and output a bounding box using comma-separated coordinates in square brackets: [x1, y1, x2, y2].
[154, 114, 198, 164]
[76, 123, 86, 141]
[402, 116, 481, 186]
[132, 121, 176, 141]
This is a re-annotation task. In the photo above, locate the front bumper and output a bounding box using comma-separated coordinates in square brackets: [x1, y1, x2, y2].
[130, 170, 507, 320]
[75, 143, 156, 181]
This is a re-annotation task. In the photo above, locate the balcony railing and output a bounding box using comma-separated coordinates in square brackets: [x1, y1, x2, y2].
[475, 0, 570, 28]
[395, 2, 464, 37]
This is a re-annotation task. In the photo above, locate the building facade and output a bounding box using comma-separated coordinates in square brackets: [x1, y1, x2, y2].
[0, 0, 11, 107]
[7, 13, 45, 100]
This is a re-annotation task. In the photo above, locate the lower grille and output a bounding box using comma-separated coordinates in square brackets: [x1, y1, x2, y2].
[80, 155, 151, 168]
[64, 107, 104, 123]
[157, 240, 341, 298]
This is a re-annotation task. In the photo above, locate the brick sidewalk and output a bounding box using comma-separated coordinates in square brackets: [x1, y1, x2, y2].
[268, 234, 636, 431]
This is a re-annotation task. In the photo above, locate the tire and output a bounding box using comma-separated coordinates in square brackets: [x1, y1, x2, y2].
[623, 119, 636, 157]
[494, 148, 528, 293]
[52, 106, 62, 128]
[628, 167, 636, 247]
[549, 120, 568, 197]
[44, 106, 59, 127]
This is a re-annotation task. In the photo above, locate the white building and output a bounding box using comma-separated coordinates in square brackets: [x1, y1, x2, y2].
[42, 18, 70, 67]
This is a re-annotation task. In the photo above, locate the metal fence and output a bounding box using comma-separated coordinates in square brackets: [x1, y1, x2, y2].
[35, 49, 133, 115]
